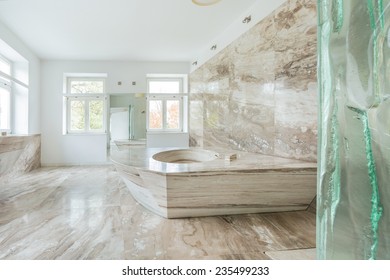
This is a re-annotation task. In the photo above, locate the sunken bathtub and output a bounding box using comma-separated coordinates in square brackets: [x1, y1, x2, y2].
[111, 147, 317, 218]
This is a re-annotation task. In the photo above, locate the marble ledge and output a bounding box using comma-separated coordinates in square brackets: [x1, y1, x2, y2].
[0, 134, 41, 179]
[0, 134, 41, 153]
[110, 146, 316, 175]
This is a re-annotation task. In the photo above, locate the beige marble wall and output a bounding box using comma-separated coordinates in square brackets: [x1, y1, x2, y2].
[189, 0, 317, 162]
[0, 134, 41, 179]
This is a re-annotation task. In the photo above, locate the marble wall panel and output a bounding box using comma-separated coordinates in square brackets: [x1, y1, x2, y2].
[202, 51, 233, 96]
[189, 0, 317, 162]
[272, 1, 317, 161]
[188, 65, 205, 94]
[189, 99, 204, 147]
[202, 98, 231, 149]
[274, 84, 317, 161]
[229, 102, 275, 154]
[234, 9, 277, 56]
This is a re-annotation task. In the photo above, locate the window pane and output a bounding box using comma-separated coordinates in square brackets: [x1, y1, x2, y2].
[149, 100, 162, 129]
[70, 100, 85, 130]
[0, 87, 10, 129]
[148, 81, 180, 93]
[166, 100, 180, 129]
[89, 100, 104, 130]
[0, 58, 11, 75]
[70, 80, 104, 94]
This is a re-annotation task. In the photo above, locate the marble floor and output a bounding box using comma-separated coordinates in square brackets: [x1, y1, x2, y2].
[0, 165, 316, 260]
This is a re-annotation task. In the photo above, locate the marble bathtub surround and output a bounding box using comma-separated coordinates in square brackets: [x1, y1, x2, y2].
[0, 165, 316, 259]
[111, 146, 316, 218]
[114, 139, 146, 147]
[189, 0, 317, 162]
[0, 134, 41, 179]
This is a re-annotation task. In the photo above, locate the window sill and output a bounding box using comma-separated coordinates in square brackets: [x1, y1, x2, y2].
[64, 133, 107, 136]
[147, 131, 187, 134]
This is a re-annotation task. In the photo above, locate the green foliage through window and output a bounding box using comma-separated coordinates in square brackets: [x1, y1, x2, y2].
[66, 77, 106, 133]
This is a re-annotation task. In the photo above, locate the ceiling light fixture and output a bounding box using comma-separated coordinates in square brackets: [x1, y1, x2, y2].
[242, 15, 252, 24]
[192, 0, 222, 6]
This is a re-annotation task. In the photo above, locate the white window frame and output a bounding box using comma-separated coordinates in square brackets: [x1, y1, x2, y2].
[0, 55, 12, 133]
[0, 55, 11, 76]
[64, 77, 107, 134]
[67, 77, 106, 94]
[146, 77, 185, 132]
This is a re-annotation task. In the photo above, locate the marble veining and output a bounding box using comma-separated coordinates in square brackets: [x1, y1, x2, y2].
[0, 165, 316, 259]
[0, 134, 41, 180]
[111, 146, 316, 218]
[189, 0, 317, 162]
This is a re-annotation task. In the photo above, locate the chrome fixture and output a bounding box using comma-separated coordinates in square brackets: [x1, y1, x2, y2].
[192, 61, 198, 66]
[211, 45, 217, 50]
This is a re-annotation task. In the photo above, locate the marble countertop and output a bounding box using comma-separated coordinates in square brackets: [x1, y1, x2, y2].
[0, 133, 41, 138]
[110, 146, 317, 174]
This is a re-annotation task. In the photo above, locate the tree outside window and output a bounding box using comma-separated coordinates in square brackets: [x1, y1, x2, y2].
[147, 78, 183, 132]
[65, 77, 107, 134]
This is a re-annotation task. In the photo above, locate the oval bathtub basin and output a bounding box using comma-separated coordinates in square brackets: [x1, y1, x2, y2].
[152, 149, 219, 164]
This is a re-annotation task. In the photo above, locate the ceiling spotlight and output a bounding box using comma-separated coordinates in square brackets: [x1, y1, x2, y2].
[192, 0, 222, 6]
[242, 15, 252, 24]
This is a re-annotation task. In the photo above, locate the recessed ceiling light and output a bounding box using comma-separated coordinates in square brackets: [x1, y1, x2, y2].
[192, 0, 222, 6]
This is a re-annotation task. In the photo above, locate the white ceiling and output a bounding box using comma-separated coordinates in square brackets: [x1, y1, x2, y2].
[0, 0, 258, 62]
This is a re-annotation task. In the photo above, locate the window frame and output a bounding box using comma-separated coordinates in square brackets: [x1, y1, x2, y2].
[146, 94, 184, 132]
[0, 55, 12, 133]
[146, 77, 185, 132]
[64, 77, 107, 134]
[147, 77, 183, 94]
[67, 77, 106, 94]
[0, 55, 11, 76]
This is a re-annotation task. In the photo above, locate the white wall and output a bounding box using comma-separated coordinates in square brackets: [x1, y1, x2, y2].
[0, 21, 41, 134]
[110, 109, 130, 142]
[147, 132, 189, 148]
[41, 60, 189, 166]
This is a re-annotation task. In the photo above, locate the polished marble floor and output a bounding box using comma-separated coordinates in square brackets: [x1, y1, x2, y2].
[0, 165, 316, 260]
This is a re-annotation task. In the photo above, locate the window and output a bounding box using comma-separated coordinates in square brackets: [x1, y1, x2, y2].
[0, 56, 11, 132]
[0, 56, 11, 75]
[146, 78, 185, 132]
[0, 85, 11, 131]
[65, 77, 107, 134]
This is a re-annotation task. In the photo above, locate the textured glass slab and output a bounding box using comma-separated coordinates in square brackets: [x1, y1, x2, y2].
[318, 0, 390, 259]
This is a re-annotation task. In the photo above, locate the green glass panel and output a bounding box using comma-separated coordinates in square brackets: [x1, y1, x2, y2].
[318, 0, 390, 259]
